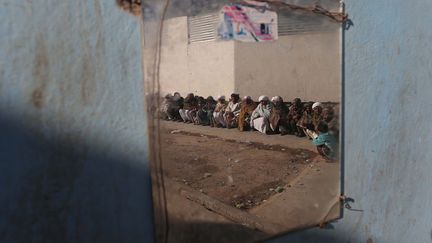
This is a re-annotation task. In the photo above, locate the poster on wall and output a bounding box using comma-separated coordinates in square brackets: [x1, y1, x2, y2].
[217, 4, 278, 42]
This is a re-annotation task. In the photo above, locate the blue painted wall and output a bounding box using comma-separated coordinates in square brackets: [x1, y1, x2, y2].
[1, 0, 432, 242]
[271, 0, 432, 242]
[0, 1, 154, 242]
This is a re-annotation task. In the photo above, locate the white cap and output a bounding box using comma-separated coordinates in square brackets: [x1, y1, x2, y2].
[271, 96, 282, 102]
[217, 95, 226, 100]
[312, 102, 322, 109]
[258, 95, 269, 102]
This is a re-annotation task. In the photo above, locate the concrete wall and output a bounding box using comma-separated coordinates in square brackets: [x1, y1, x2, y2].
[271, 0, 432, 242]
[156, 1, 432, 242]
[235, 32, 340, 102]
[158, 16, 340, 101]
[2, 0, 432, 242]
[0, 1, 153, 242]
[159, 17, 235, 97]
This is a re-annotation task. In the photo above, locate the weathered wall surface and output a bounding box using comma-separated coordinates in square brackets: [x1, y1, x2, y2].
[0, 1, 153, 242]
[235, 32, 340, 102]
[158, 16, 235, 97]
[271, 0, 432, 242]
[159, 17, 190, 95]
[2, 0, 432, 242]
[187, 41, 235, 97]
[158, 17, 339, 101]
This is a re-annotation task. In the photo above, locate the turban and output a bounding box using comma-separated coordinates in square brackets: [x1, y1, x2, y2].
[258, 95, 269, 102]
[312, 102, 322, 109]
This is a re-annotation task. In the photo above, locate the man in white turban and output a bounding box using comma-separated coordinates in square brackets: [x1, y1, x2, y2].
[312, 101, 323, 128]
[312, 102, 322, 110]
[224, 93, 241, 128]
[269, 96, 289, 135]
[250, 95, 273, 134]
[297, 101, 324, 138]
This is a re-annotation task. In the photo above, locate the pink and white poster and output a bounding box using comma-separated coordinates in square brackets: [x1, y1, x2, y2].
[217, 4, 278, 42]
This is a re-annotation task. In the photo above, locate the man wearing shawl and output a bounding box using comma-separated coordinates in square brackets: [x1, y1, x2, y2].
[300, 102, 325, 139]
[238, 96, 257, 131]
[193, 96, 206, 124]
[250, 95, 273, 134]
[173, 92, 184, 115]
[322, 106, 339, 139]
[160, 94, 172, 120]
[196, 96, 216, 125]
[287, 98, 304, 136]
[160, 93, 181, 121]
[297, 102, 315, 139]
[179, 93, 198, 123]
[212, 96, 228, 127]
[224, 93, 241, 128]
[312, 102, 323, 129]
[269, 96, 289, 135]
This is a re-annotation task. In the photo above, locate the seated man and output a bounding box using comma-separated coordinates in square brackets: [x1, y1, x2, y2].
[300, 102, 324, 139]
[212, 96, 227, 127]
[173, 92, 184, 108]
[193, 96, 206, 124]
[270, 96, 289, 135]
[169, 92, 183, 121]
[179, 93, 197, 123]
[224, 93, 241, 129]
[297, 102, 315, 139]
[287, 98, 304, 136]
[312, 121, 337, 161]
[159, 94, 172, 120]
[238, 96, 257, 131]
[195, 96, 216, 126]
[312, 102, 323, 129]
[323, 106, 339, 139]
[250, 95, 273, 134]
[160, 93, 180, 121]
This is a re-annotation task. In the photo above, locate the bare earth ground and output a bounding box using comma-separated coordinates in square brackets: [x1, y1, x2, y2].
[155, 120, 340, 242]
[161, 128, 317, 209]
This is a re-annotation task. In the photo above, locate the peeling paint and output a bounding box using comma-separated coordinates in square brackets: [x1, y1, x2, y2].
[0, 1, 153, 242]
[31, 36, 49, 109]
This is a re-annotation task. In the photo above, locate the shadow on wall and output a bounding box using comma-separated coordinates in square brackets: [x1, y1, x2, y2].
[166, 219, 351, 243]
[0, 114, 354, 242]
[0, 116, 154, 243]
[167, 219, 268, 243]
[0, 114, 267, 243]
[267, 229, 348, 243]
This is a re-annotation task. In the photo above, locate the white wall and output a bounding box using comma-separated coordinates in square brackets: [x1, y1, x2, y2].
[3, 0, 432, 242]
[0, 1, 153, 242]
[235, 32, 341, 102]
[272, 0, 432, 242]
[159, 17, 235, 97]
[158, 17, 340, 102]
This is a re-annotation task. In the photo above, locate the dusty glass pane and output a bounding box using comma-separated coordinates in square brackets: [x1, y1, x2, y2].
[142, 1, 345, 242]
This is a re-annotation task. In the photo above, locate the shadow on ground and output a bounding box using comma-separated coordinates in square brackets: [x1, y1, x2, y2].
[0, 116, 154, 243]
[167, 219, 268, 243]
[0, 115, 348, 243]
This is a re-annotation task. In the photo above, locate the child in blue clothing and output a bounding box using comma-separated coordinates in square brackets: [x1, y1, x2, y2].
[312, 121, 337, 160]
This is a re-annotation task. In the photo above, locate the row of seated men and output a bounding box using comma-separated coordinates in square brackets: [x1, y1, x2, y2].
[160, 92, 339, 160]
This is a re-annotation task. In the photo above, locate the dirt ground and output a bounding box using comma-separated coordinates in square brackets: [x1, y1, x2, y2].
[153, 121, 341, 242]
[160, 125, 318, 210]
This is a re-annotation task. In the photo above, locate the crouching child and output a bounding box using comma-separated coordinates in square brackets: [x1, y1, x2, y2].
[312, 121, 337, 161]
